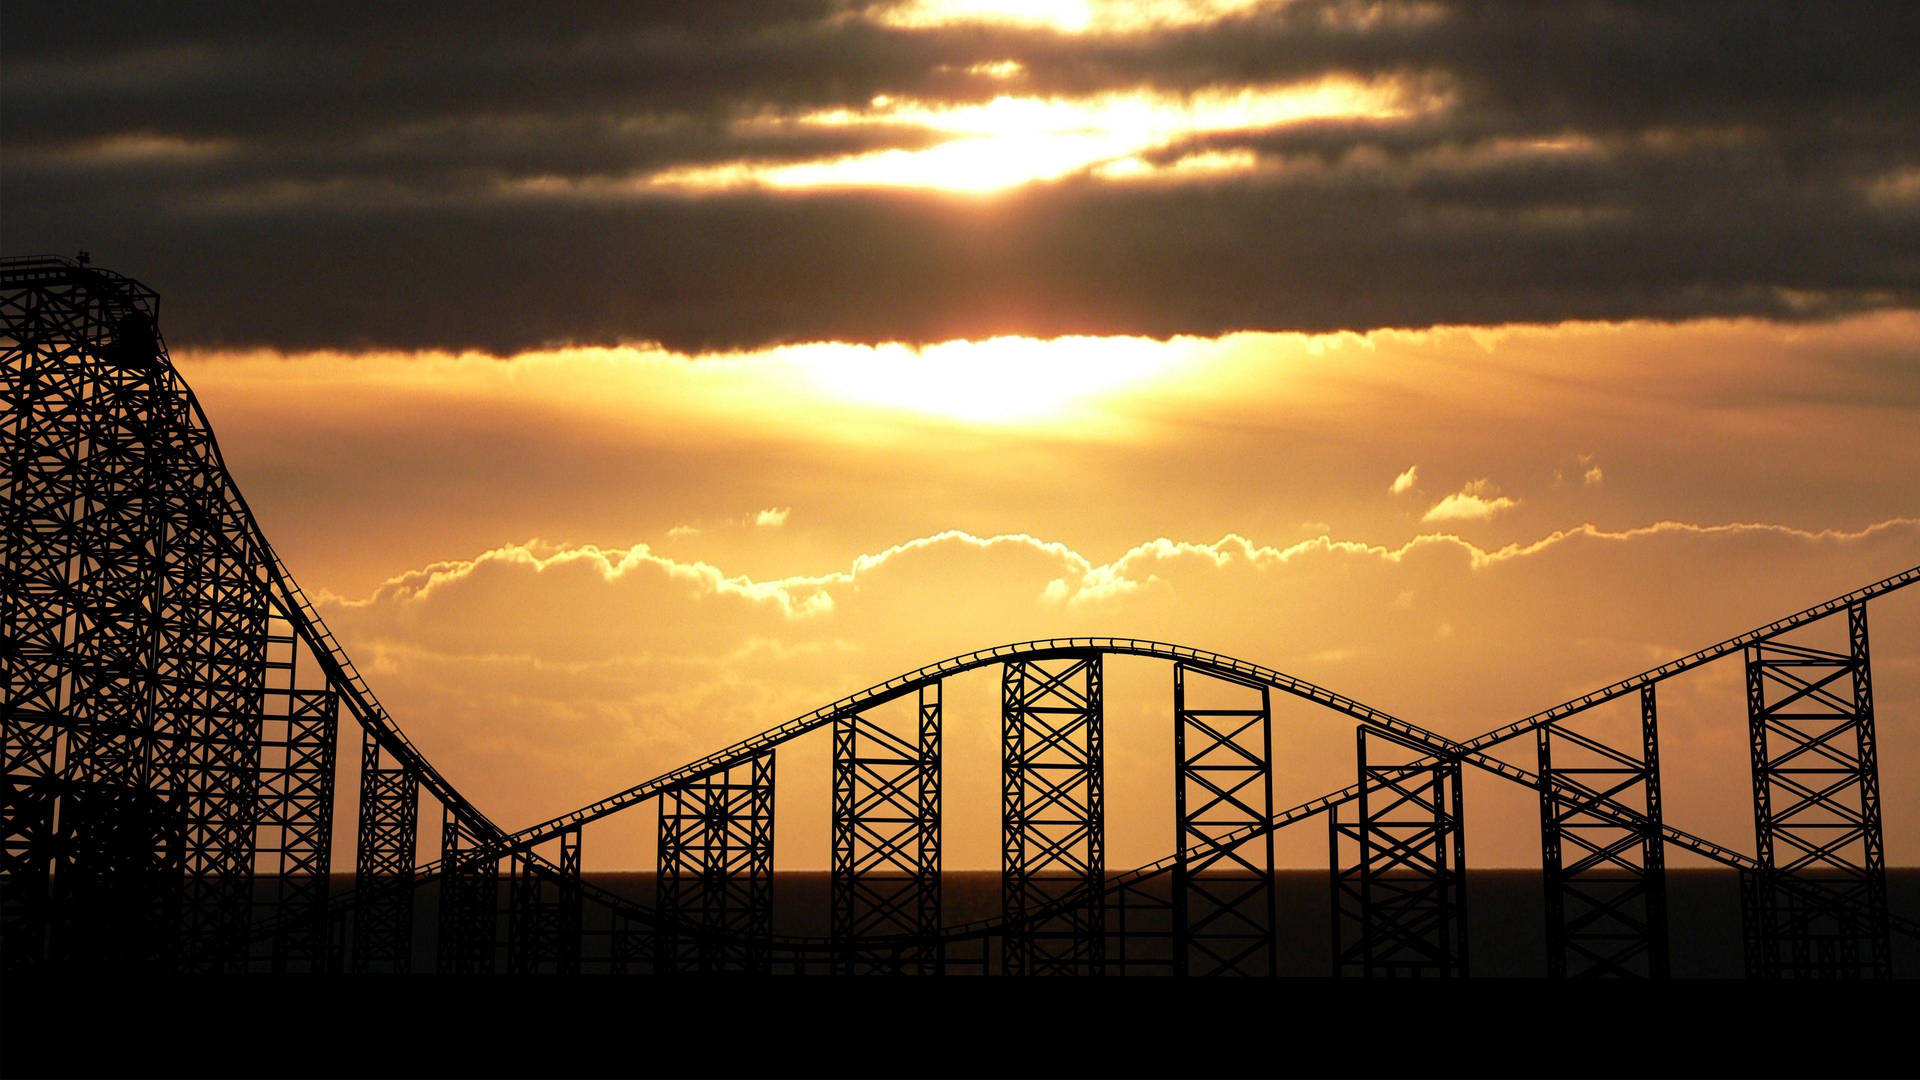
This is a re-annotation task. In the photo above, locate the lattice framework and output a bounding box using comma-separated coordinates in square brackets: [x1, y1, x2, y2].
[509, 828, 583, 974]
[1173, 664, 1276, 976]
[831, 682, 941, 973]
[438, 810, 500, 974]
[249, 640, 339, 974]
[1743, 604, 1890, 978]
[657, 753, 775, 973]
[351, 730, 419, 973]
[1537, 683, 1669, 978]
[1002, 656, 1104, 976]
[1331, 730, 1468, 977]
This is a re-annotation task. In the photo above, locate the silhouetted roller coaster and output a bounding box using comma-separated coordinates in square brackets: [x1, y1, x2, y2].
[3, 253, 1915, 978]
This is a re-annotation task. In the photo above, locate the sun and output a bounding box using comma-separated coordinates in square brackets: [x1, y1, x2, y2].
[781, 335, 1185, 423]
[646, 78, 1418, 195]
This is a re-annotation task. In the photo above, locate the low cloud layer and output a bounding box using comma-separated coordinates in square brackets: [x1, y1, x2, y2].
[6, 2, 1918, 351]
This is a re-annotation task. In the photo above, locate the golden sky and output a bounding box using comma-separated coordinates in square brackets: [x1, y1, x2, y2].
[9, 1, 1919, 871]
[176, 313, 1920, 869]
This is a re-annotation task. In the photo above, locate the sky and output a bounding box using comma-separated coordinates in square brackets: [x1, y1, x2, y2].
[5, 1, 1919, 871]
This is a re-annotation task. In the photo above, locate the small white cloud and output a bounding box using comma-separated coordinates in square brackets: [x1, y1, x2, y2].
[1422, 479, 1519, 522]
[1390, 465, 1419, 495]
[754, 507, 791, 527]
[666, 524, 701, 538]
[1583, 466, 1605, 486]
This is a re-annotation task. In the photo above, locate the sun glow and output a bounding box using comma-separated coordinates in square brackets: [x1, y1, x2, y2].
[780, 335, 1188, 422]
[870, 0, 1275, 34]
[647, 78, 1420, 194]
[180, 335, 1197, 431]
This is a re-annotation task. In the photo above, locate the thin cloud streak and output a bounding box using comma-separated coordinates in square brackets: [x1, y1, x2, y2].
[325, 516, 1920, 623]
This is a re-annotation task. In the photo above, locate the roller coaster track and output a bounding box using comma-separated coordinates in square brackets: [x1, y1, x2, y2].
[7, 252, 1915, 976]
[474, 577, 1920, 865]
[409, 596, 1920, 948]
[304, 563, 1912, 903]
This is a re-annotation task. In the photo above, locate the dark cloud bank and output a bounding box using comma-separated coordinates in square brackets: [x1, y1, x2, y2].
[4, 1, 1917, 353]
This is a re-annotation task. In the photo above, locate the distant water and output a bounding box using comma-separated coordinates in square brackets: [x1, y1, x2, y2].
[317, 868, 1920, 977]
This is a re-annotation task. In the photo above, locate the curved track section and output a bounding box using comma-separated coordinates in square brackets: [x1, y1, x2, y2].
[428, 559, 1919, 877]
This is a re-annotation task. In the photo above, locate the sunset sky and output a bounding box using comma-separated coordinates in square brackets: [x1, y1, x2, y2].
[5, 1, 1918, 871]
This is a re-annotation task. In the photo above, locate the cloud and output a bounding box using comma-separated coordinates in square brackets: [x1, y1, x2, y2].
[1390, 465, 1418, 495]
[1422, 478, 1519, 522]
[754, 506, 791, 527]
[1577, 452, 1604, 486]
[5, 3, 1918, 351]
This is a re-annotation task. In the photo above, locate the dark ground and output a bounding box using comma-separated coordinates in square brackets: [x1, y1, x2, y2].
[4, 869, 1916, 1078]
[359, 867, 1920, 978]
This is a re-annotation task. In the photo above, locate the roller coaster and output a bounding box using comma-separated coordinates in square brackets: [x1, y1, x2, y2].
[3, 253, 1913, 978]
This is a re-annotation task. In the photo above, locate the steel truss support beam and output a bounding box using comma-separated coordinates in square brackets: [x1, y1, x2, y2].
[249, 639, 339, 973]
[438, 809, 500, 974]
[1002, 655, 1105, 976]
[351, 730, 418, 973]
[3, 277, 182, 968]
[1104, 875, 1175, 975]
[609, 910, 655, 975]
[1742, 603, 1890, 979]
[5, 262, 288, 973]
[159, 425, 274, 973]
[831, 682, 941, 974]
[508, 828, 582, 974]
[1173, 664, 1276, 976]
[657, 753, 776, 973]
[2, 281, 112, 968]
[47, 309, 173, 962]
[1331, 729, 1467, 977]
[1537, 684, 1669, 978]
